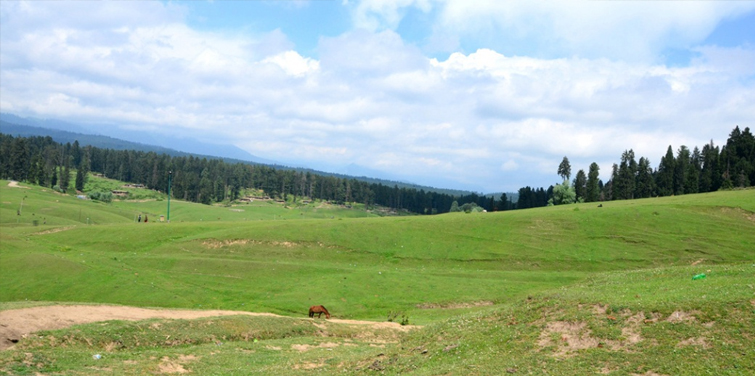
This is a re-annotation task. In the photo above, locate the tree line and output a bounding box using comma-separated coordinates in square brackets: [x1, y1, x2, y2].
[528, 126, 754, 209]
[1, 125, 752, 215]
[0, 134, 474, 214]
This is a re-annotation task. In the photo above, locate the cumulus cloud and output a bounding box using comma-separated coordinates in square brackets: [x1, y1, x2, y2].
[263, 51, 320, 76]
[350, 0, 755, 62]
[349, 0, 433, 31]
[1, 1, 754, 192]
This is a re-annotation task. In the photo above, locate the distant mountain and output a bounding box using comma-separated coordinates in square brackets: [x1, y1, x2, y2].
[0, 113, 274, 165]
[0, 115, 487, 197]
[0, 121, 235, 161]
[0, 113, 90, 133]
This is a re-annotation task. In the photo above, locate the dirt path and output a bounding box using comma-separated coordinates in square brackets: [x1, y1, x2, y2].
[0, 305, 414, 351]
[7, 180, 28, 189]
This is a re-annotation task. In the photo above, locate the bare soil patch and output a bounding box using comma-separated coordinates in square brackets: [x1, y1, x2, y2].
[291, 342, 340, 352]
[415, 300, 494, 309]
[538, 309, 657, 357]
[158, 355, 197, 374]
[665, 310, 697, 323]
[32, 226, 76, 236]
[202, 239, 299, 249]
[676, 337, 710, 349]
[327, 318, 418, 332]
[293, 362, 325, 369]
[0, 305, 417, 351]
[0, 305, 276, 351]
[7, 181, 29, 189]
[537, 321, 598, 357]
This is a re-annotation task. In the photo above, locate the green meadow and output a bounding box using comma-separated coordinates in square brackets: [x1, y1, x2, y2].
[1, 178, 753, 375]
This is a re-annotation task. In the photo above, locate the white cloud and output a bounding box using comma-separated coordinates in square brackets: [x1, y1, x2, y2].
[263, 51, 320, 76]
[350, 0, 433, 31]
[1, 1, 754, 192]
[501, 160, 518, 172]
[349, 0, 755, 62]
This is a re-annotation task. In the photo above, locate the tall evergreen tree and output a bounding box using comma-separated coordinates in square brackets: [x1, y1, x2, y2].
[59, 154, 72, 192]
[499, 193, 509, 211]
[674, 146, 690, 195]
[558, 156, 572, 181]
[75, 151, 90, 192]
[573, 169, 587, 202]
[656, 146, 675, 196]
[719, 146, 734, 189]
[699, 140, 720, 192]
[71, 140, 82, 168]
[9, 137, 30, 181]
[635, 157, 654, 198]
[585, 162, 600, 202]
[606, 163, 618, 201]
[724, 126, 755, 187]
[685, 147, 701, 194]
[615, 149, 637, 200]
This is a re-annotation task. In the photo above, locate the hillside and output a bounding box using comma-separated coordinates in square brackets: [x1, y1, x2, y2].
[0, 180, 753, 375]
[0, 120, 489, 198]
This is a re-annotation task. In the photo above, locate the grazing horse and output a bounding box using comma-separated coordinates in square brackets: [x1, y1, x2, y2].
[309, 305, 330, 319]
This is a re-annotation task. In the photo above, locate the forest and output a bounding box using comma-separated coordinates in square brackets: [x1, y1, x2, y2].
[1, 126, 753, 215]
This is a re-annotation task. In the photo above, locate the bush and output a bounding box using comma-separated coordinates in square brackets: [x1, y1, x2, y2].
[387, 311, 410, 325]
[460, 202, 481, 213]
[88, 191, 113, 203]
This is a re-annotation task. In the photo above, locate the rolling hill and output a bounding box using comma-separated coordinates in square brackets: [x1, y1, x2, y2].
[0, 179, 753, 375]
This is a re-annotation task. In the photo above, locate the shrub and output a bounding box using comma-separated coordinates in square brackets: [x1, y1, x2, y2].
[89, 191, 113, 203]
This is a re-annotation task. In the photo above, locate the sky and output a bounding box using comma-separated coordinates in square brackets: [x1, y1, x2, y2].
[1, 0, 754, 193]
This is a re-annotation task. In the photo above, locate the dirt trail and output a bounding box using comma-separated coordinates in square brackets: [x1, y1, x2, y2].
[0, 305, 414, 351]
[7, 180, 29, 189]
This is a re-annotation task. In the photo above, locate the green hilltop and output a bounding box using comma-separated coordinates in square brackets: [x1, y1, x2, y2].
[0, 178, 753, 375]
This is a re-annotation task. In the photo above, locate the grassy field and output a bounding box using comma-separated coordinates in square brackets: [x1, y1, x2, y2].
[1, 178, 753, 375]
[1, 175, 378, 227]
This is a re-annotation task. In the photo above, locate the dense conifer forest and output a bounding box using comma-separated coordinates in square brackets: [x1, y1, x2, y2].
[1, 126, 753, 214]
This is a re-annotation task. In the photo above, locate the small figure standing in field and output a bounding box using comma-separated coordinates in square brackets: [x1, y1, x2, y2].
[309, 305, 330, 319]
[144, 215, 148, 223]
[138, 214, 142, 222]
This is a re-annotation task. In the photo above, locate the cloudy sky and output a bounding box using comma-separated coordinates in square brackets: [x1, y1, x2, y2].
[1, 1, 754, 192]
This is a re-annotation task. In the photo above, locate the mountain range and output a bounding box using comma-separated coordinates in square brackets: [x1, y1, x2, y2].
[1, 113, 495, 198]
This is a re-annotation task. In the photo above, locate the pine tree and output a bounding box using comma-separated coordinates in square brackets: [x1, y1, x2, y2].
[635, 157, 654, 198]
[75, 151, 90, 192]
[656, 146, 675, 196]
[674, 146, 690, 195]
[499, 193, 508, 211]
[573, 169, 587, 202]
[586, 163, 600, 202]
[685, 147, 701, 193]
[615, 149, 637, 200]
[725, 126, 755, 187]
[59, 159, 72, 192]
[9, 137, 30, 181]
[699, 141, 719, 192]
[558, 156, 572, 181]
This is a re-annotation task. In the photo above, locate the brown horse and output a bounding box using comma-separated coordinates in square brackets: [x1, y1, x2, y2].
[308, 305, 330, 319]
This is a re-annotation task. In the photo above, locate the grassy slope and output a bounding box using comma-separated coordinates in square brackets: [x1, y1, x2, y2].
[1, 179, 753, 375]
[369, 263, 755, 375]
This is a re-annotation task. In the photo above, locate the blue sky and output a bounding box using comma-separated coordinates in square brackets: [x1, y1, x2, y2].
[2, 1, 755, 192]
